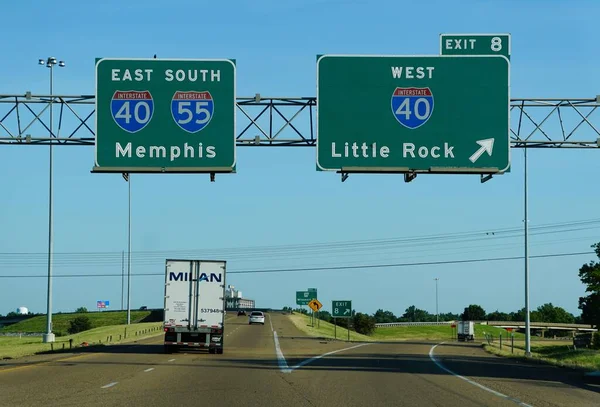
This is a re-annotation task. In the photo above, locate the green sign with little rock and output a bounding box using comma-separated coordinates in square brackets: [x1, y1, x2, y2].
[93, 58, 236, 173]
[316, 54, 510, 174]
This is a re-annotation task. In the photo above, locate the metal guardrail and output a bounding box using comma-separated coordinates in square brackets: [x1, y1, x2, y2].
[375, 320, 598, 331]
[479, 320, 595, 329]
[375, 321, 455, 327]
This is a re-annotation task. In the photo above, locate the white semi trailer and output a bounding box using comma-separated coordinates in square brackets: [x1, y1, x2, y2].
[163, 259, 226, 354]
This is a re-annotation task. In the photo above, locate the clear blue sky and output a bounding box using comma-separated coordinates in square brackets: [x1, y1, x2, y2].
[1, 0, 599, 318]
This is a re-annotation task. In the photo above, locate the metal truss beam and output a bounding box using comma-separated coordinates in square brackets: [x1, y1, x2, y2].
[1, 93, 599, 148]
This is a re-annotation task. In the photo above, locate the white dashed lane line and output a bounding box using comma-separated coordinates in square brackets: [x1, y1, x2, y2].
[225, 326, 241, 337]
[100, 323, 243, 390]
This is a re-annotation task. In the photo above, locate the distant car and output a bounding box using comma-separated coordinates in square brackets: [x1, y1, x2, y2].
[237, 310, 246, 316]
[139, 306, 148, 310]
[248, 311, 265, 325]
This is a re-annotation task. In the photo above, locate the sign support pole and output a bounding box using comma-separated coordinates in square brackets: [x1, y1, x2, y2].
[524, 146, 531, 357]
[127, 174, 132, 325]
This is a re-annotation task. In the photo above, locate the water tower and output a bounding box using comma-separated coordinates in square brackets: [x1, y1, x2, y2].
[16, 306, 29, 315]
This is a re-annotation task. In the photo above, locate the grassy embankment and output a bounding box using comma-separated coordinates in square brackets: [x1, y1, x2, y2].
[1, 310, 239, 359]
[287, 313, 372, 341]
[0, 311, 162, 359]
[484, 339, 600, 371]
[0, 310, 153, 335]
[288, 313, 522, 341]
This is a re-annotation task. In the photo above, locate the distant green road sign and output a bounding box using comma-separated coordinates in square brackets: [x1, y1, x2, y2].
[332, 300, 352, 318]
[440, 33, 511, 59]
[316, 55, 510, 174]
[94, 58, 236, 173]
[296, 291, 311, 305]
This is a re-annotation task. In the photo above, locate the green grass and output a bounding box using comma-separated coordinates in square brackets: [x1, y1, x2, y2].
[1, 311, 238, 360]
[373, 325, 456, 340]
[288, 314, 531, 342]
[288, 314, 373, 341]
[0, 322, 163, 359]
[374, 323, 527, 341]
[484, 339, 600, 371]
[0, 311, 152, 335]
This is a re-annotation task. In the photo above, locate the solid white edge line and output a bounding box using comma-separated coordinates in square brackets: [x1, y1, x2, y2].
[429, 342, 533, 407]
[270, 313, 371, 374]
[290, 343, 370, 370]
[144, 368, 155, 372]
[270, 314, 291, 373]
[273, 331, 292, 373]
[101, 382, 118, 389]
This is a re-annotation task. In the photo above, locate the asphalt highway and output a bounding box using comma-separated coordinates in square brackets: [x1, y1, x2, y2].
[1, 313, 599, 406]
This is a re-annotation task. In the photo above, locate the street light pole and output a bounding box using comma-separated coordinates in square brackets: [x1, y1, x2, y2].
[434, 278, 439, 323]
[39, 57, 65, 344]
[524, 147, 531, 357]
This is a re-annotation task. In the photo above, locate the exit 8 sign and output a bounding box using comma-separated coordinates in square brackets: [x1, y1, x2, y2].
[440, 33, 511, 59]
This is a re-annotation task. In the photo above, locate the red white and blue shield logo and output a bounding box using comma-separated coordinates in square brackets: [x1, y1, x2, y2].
[391, 87, 434, 130]
[110, 90, 154, 133]
[171, 91, 214, 133]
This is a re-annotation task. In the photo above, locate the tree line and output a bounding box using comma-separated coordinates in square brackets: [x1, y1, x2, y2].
[371, 302, 580, 324]
[283, 241, 600, 333]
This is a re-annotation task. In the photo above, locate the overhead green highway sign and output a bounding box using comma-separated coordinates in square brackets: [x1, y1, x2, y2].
[316, 54, 510, 174]
[93, 58, 236, 173]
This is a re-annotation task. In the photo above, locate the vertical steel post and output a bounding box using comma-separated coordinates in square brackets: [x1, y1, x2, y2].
[127, 175, 132, 325]
[524, 147, 531, 357]
[121, 250, 125, 310]
[435, 277, 439, 323]
[334, 318, 337, 339]
[44, 63, 54, 342]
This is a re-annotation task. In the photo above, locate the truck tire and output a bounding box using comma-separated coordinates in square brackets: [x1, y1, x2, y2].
[216, 348, 223, 354]
[209, 348, 216, 354]
[164, 345, 172, 354]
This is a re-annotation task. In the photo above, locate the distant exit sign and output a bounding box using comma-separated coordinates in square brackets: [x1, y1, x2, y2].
[332, 300, 352, 318]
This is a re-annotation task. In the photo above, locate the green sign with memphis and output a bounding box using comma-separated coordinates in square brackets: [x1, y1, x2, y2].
[93, 58, 236, 173]
[440, 33, 511, 59]
[316, 55, 510, 174]
[332, 300, 352, 318]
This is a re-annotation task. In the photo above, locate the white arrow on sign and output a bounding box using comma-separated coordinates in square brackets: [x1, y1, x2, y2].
[344, 309, 351, 315]
[468, 138, 495, 163]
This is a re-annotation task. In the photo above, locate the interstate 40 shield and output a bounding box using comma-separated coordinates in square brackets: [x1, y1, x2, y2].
[110, 90, 154, 133]
[391, 87, 434, 130]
